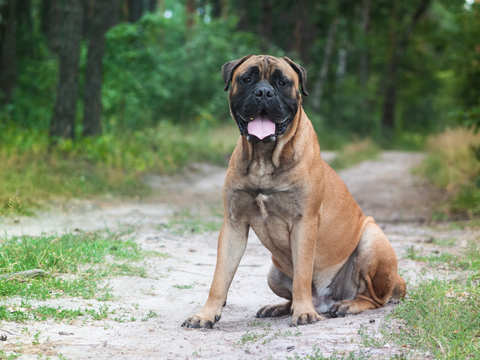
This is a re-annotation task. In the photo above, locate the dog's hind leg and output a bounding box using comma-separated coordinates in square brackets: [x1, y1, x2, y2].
[256, 262, 293, 318]
[330, 222, 405, 317]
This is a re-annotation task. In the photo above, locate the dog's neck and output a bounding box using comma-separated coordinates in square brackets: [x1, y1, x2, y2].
[240, 107, 305, 174]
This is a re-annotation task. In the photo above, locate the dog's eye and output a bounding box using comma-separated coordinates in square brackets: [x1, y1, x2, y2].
[243, 78, 252, 84]
[278, 81, 286, 86]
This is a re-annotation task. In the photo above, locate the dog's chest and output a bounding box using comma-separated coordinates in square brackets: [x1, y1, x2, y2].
[229, 184, 304, 253]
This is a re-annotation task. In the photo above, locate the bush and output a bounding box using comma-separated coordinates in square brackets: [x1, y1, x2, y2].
[417, 128, 480, 216]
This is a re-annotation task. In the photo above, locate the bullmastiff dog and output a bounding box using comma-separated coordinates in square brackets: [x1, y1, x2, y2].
[182, 54, 406, 329]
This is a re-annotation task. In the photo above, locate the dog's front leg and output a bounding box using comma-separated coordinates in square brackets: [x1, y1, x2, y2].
[182, 219, 249, 329]
[290, 219, 323, 326]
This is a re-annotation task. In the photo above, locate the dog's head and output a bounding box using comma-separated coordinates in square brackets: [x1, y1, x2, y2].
[222, 55, 308, 143]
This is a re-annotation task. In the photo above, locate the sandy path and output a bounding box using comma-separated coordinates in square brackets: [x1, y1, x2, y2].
[1, 151, 478, 359]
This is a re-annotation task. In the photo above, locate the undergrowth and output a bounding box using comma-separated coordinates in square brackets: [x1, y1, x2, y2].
[416, 127, 480, 216]
[0, 122, 238, 214]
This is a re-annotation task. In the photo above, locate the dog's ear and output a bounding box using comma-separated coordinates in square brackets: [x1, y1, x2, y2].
[283, 57, 308, 96]
[222, 54, 253, 92]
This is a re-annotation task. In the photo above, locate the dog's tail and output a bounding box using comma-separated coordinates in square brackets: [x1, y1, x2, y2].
[391, 274, 407, 300]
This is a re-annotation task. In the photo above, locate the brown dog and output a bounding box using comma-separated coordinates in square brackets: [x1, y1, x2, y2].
[182, 55, 406, 329]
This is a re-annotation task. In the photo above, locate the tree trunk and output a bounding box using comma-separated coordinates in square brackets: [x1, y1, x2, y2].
[211, 0, 221, 18]
[380, 0, 432, 132]
[128, 0, 143, 22]
[16, 0, 32, 34]
[148, 0, 157, 12]
[236, 0, 248, 31]
[50, 0, 84, 140]
[186, 0, 195, 28]
[83, 0, 120, 136]
[45, 0, 61, 52]
[359, 0, 370, 91]
[0, 0, 17, 104]
[294, 0, 304, 57]
[311, 19, 338, 113]
[260, 0, 272, 44]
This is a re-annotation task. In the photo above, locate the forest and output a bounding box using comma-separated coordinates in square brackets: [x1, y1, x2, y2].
[1, 0, 480, 214]
[2, 2, 480, 359]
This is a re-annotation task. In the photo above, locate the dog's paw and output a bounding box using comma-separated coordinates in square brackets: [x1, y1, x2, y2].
[290, 310, 323, 326]
[256, 301, 292, 318]
[329, 300, 365, 317]
[182, 314, 221, 329]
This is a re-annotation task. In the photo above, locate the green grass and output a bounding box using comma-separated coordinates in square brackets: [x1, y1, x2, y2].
[172, 284, 193, 289]
[0, 228, 167, 301]
[0, 302, 110, 323]
[288, 346, 369, 360]
[389, 280, 480, 359]
[330, 138, 381, 170]
[0, 122, 239, 214]
[238, 325, 301, 346]
[405, 238, 480, 272]
[416, 128, 480, 216]
[0, 350, 20, 360]
[388, 237, 480, 359]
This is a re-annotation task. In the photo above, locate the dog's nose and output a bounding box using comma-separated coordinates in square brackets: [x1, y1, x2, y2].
[254, 86, 275, 99]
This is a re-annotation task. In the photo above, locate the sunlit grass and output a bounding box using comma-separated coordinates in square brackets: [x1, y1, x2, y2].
[330, 138, 381, 170]
[0, 122, 238, 214]
[416, 127, 480, 215]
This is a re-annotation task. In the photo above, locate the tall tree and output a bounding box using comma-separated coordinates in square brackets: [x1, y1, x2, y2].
[83, 0, 120, 136]
[0, 0, 17, 104]
[311, 19, 338, 113]
[128, 0, 143, 22]
[50, 0, 84, 140]
[16, 0, 32, 35]
[186, 0, 195, 28]
[359, 0, 370, 91]
[236, 0, 249, 31]
[148, 0, 157, 12]
[43, 0, 62, 53]
[260, 0, 272, 45]
[380, 0, 432, 132]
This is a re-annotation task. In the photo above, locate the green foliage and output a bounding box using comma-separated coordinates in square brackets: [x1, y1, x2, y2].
[0, 122, 238, 213]
[416, 128, 480, 216]
[102, 13, 265, 129]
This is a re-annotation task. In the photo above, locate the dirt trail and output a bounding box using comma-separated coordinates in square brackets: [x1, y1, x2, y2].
[1, 151, 478, 359]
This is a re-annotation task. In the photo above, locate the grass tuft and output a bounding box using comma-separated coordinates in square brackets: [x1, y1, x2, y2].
[330, 138, 381, 170]
[389, 236, 480, 359]
[416, 127, 480, 216]
[0, 229, 164, 301]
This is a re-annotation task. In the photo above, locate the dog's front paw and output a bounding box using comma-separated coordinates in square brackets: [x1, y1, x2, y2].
[290, 309, 323, 326]
[182, 314, 221, 329]
[256, 301, 292, 318]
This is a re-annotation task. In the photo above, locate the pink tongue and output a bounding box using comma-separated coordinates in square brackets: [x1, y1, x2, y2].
[247, 113, 276, 140]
